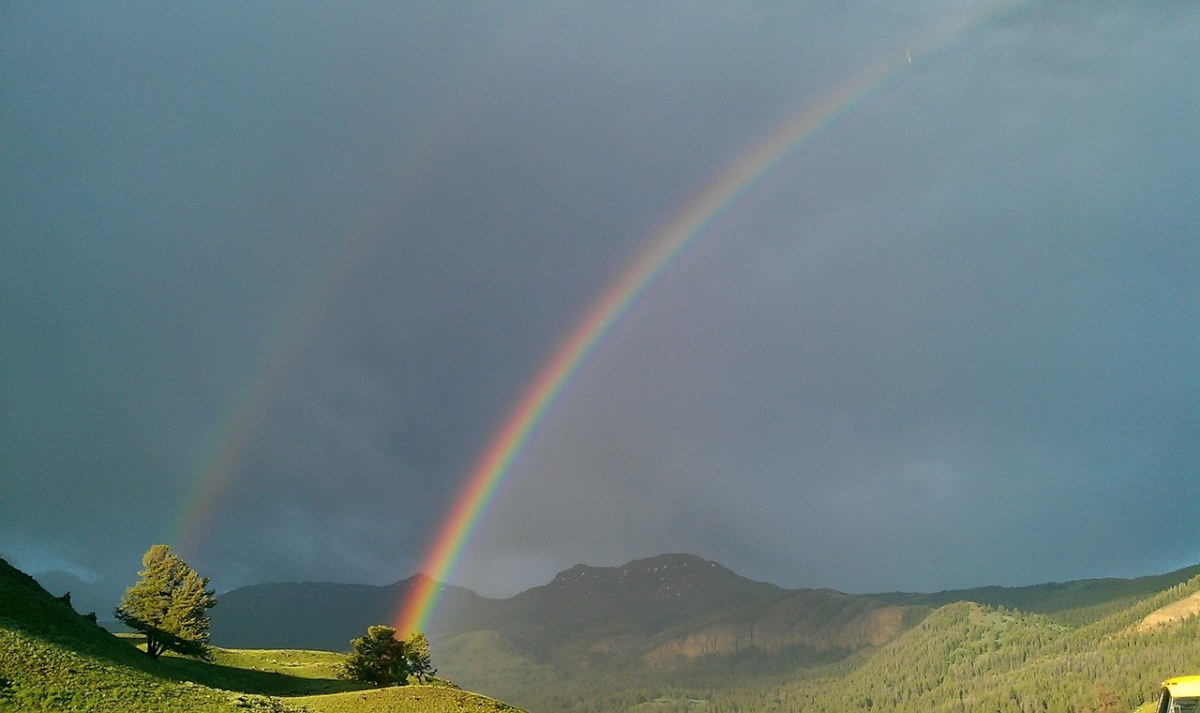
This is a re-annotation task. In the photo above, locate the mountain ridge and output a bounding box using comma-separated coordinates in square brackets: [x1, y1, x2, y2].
[210, 553, 1200, 661]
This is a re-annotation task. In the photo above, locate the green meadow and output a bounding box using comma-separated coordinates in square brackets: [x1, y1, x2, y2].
[0, 557, 523, 712]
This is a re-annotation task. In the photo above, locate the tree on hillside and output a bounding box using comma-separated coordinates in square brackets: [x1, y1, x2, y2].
[406, 631, 436, 683]
[114, 544, 217, 659]
[338, 625, 411, 687]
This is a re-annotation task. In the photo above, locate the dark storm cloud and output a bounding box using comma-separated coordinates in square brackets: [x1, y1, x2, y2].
[454, 1, 1199, 594]
[2, 1, 1196, 612]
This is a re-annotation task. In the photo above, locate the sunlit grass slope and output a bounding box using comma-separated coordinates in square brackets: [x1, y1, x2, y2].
[0, 557, 525, 712]
[150, 644, 361, 699]
[0, 557, 245, 711]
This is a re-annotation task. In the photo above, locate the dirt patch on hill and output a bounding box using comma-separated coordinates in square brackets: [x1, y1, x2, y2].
[1137, 590, 1200, 632]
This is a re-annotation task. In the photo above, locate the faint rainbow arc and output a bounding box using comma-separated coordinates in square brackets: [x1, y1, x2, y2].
[168, 5, 567, 561]
[172, 186, 405, 557]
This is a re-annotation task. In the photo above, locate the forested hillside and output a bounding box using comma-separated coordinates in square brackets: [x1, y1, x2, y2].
[874, 565, 1200, 626]
[444, 570, 1200, 712]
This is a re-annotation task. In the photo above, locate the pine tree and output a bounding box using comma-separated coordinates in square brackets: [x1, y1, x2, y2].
[338, 625, 411, 687]
[114, 544, 217, 659]
[406, 631, 437, 683]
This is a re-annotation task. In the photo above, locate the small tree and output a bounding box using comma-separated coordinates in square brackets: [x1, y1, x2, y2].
[406, 631, 436, 683]
[339, 625, 410, 687]
[114, 545, 217, 659]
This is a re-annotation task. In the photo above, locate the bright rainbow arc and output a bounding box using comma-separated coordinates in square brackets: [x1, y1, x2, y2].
[394, 0, 1035, 636]
[394, 51, 927, 638]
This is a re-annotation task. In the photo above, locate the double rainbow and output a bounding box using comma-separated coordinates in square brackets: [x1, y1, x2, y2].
[161, 1, 1031, 638]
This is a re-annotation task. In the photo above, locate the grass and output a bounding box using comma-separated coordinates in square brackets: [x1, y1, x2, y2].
[0, 626, 243, 712]
[151, 643, 364, 698]
[2, 624, 526, 712]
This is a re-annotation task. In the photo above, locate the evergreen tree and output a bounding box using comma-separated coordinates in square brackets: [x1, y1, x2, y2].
[338, 625, 411, 687]
[114, 544, 217, 659]
[406, 631, 437, 683]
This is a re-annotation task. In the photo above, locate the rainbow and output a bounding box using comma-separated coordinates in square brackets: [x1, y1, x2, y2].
[171, 234, 373, 556]
[169, 6, 558, 559]
[393, 0, 1033, 636]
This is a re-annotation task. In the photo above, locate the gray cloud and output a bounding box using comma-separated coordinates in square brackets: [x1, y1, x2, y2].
[2, 2, 1196, 605]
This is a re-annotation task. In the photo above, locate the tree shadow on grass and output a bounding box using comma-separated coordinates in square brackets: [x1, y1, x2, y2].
[151, 653, 366, 697]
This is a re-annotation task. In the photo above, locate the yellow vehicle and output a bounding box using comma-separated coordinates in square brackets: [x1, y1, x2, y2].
[1157, 676, 1200, 713]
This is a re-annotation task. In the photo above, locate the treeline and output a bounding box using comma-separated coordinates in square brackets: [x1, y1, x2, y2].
[493, 575, 1200, 713]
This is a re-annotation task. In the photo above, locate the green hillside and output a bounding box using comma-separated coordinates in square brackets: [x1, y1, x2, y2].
[0, 557, 524, 712]
[756, 573, 1200, 712]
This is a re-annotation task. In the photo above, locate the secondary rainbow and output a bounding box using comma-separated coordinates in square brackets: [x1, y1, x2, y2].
[168, 9, 555, 558]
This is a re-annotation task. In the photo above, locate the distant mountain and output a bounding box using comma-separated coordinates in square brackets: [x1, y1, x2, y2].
[211, 573, 488, 651]
[474, 554, 787, 659]
[211, 552, 930, 696]
[458, 554, 923, 668]
[211, 554, 787, 653]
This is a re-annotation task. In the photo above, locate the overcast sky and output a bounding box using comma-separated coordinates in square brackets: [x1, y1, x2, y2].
[2, 1, 1197, 616]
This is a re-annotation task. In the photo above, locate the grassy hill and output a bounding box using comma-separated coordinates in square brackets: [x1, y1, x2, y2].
[0, 557, 524, 712]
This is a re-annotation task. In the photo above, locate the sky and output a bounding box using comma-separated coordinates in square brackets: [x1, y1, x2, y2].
[2, 1, 1197, 618]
